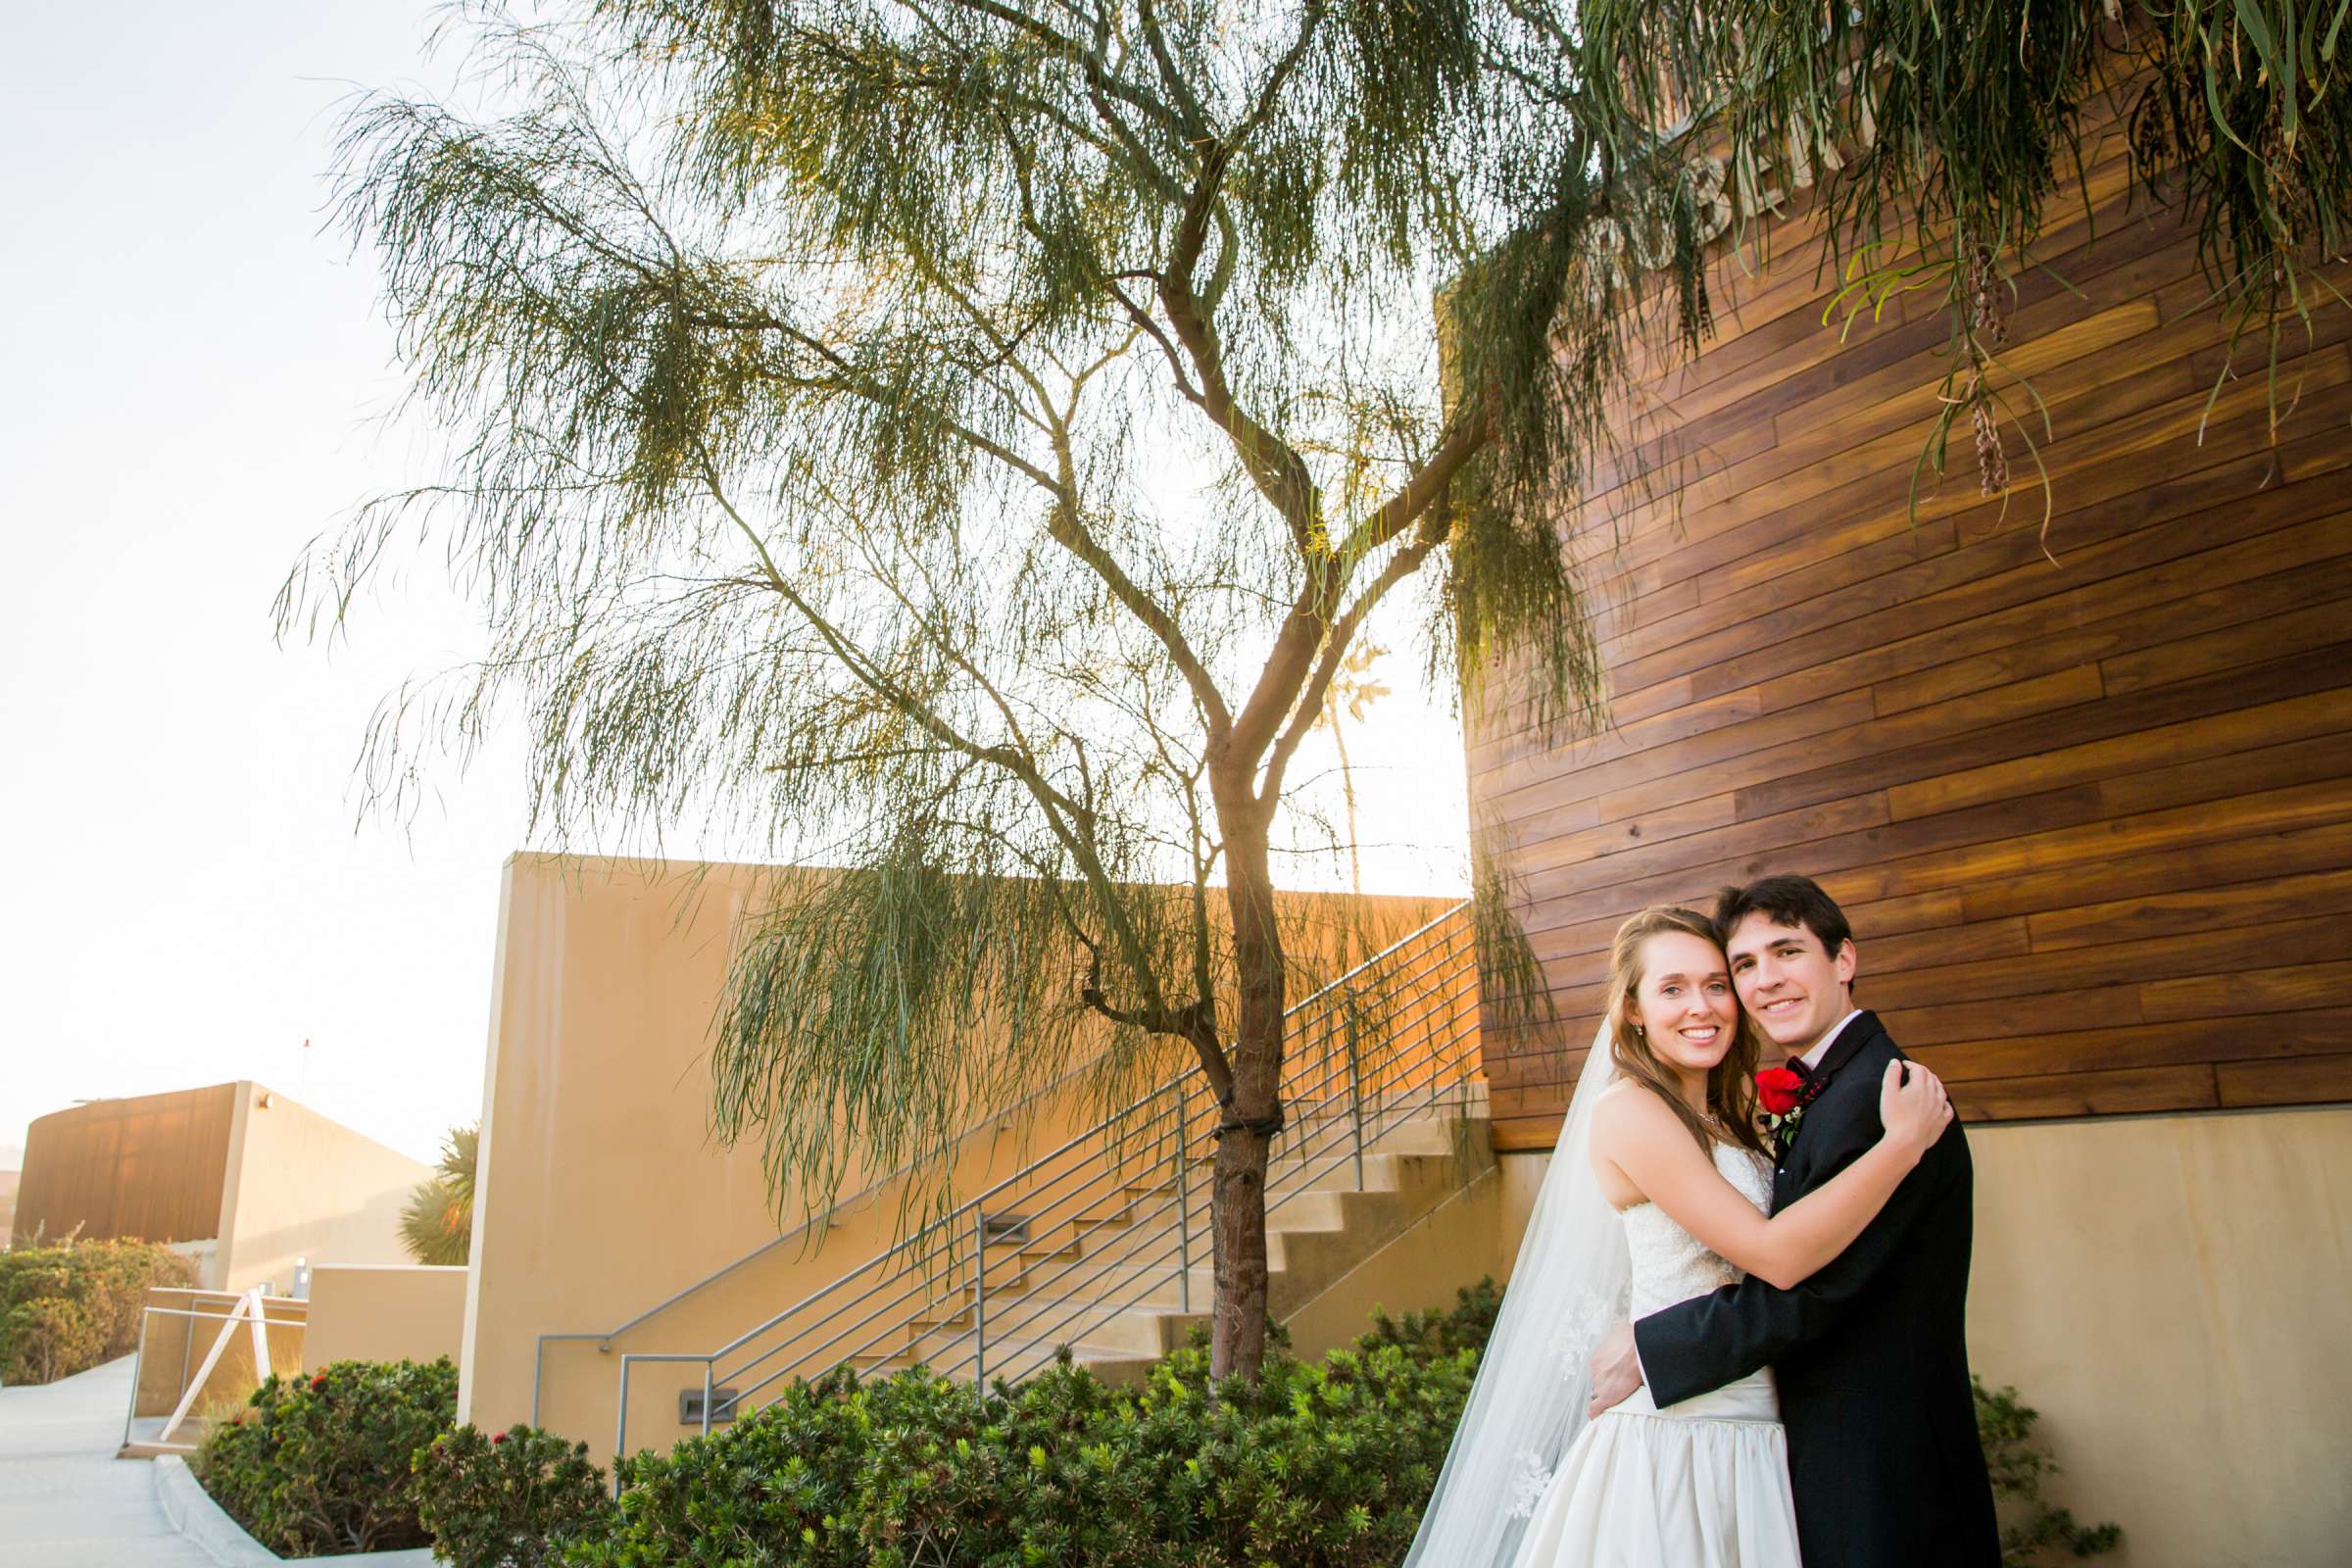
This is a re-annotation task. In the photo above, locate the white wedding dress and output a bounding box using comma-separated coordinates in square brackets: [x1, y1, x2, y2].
[1504, 1139, 1803, 1567]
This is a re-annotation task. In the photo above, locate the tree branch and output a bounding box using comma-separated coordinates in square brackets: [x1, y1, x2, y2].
[1032, 396, 1236, 738]
[1155, 155, 1324, 545]
[1259, 520, 1449, 805]
[1228, 401, 1491, 770]
[694, 446, 1181, 1028]
[1336, 400, 1494, 563]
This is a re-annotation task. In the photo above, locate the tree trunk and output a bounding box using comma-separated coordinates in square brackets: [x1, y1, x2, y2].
[1208, 786, 1286, 1382]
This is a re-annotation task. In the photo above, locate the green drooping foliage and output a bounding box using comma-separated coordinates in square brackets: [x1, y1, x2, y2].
[0, 1237, 199, 1386]
[1571, 2, 2352, 522]
[194, 1357, 458, 1557]
[400, 1124, 479, 1267]
[413, 1423, 611, 1568]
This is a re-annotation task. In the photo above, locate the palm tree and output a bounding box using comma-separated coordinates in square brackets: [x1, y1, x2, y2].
[398, 1126, 477, 1267]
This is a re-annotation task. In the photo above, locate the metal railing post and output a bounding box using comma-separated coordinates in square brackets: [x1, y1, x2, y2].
[1175, 1084, 1193, 1313]
[970, 1207, 988, 1391]
[613, 1358, 632, 1499]
[122, 1309, 150, 1451]
[1347, 991, 1366, 1191]
[700, 1363, 713, 1438]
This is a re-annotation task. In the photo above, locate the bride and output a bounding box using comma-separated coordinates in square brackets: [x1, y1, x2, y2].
[1403, 906, 1952, 1567]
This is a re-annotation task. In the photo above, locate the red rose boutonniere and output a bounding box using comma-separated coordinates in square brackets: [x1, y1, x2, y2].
[1755, 1066, 1807, 1148]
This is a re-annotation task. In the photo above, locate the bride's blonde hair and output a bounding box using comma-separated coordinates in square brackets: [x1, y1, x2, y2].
[1604, 906, 1767, 1156]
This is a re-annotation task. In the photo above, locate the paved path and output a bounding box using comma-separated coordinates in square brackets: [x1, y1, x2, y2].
[0, 1356, 220, 1566]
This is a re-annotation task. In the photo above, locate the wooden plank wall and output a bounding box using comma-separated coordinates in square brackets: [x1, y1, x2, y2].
[13, 1085, 237, 1246]
[1468, 90, 2352, 1152]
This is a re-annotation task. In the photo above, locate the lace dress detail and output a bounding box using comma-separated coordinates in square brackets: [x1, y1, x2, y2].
[1619, 1141, 1774, 1316]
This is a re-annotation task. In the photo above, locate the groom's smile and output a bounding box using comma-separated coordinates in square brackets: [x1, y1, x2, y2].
[1725, 912, 1858, 1055]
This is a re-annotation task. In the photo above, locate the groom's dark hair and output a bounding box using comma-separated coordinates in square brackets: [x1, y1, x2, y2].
[1714, 875, 1855, 960]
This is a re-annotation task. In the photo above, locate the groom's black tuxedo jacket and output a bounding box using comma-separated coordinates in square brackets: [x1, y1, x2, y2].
[1633, 1011, 2000, 1568]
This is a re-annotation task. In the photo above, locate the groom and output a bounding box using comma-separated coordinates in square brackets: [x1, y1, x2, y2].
[1587, 875, 1999, 1567]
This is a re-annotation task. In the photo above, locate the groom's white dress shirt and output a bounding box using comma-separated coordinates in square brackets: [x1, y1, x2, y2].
[1797, 1008, 1864, 1074]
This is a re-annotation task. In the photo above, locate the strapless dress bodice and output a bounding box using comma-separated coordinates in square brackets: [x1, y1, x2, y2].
[1620, 1138, 1773, 1316]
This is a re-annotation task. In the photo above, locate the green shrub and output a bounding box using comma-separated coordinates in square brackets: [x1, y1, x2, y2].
[1353, 1277, 1502, 1362]
[194, 1356, 458, 1556]
[414, 1423, 608, 1568]
[0, 1237, 199, 1385]
[564, 1296, 1484, 1568]
[1974, 1377, 2122, 1564]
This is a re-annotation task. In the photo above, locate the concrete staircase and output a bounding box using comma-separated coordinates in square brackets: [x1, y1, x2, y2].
[826, 1089, 1494, 1388]
[599, 905, 1489, 1453]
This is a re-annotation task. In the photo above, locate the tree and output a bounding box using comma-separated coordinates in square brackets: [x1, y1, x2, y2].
[400, 1126, 478, 1267]
[295, 0, 2342, 1381]
[297, 0, 1665, 1382]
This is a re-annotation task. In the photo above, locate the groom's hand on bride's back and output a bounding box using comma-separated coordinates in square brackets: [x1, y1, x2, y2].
[1586, 1322, 1643, 1417]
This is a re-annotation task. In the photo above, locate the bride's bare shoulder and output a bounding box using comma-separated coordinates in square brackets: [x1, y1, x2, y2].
[1591, 1078, 1676, 1137]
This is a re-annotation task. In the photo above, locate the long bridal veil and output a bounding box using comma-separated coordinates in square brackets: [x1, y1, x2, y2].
[1402, 1018, 1627, 1568]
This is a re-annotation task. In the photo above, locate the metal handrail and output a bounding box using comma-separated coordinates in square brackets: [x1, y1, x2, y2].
[715, 956, 1474, 1394]
[713, 915, 1473, 1409]
[608, 902, 1481, 1465]
[701, 948, 1466, 1390]
[121, 1302, 311, 1451]
[596, 901, 1465, 1355]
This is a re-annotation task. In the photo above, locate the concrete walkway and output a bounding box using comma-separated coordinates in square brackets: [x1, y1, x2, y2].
[0, 1355, 220, 1566]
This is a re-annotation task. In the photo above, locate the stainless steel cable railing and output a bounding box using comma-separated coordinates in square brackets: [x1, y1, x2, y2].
[612, 901, 1482, 1463]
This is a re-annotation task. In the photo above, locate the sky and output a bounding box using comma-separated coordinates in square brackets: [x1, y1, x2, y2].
[0, 2, 1470, 1171]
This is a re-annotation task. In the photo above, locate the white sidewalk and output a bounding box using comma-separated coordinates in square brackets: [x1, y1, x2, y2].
[0, 1356, 220, 1567]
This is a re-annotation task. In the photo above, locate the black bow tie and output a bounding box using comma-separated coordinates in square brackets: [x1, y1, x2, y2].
[1785, 1054, 1814, 1082]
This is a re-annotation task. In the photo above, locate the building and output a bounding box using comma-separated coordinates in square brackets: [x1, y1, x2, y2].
[1464, 83, 2352, 1568]
[13, 1083, 430, 1293]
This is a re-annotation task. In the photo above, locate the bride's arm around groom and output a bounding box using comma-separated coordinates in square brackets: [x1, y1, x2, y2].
[1596, 877, 2002, 1568]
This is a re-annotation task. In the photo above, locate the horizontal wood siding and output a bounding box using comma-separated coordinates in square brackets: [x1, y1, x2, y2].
[1469, 98, 2352, 1152]
[14, 1085, 237, 1246]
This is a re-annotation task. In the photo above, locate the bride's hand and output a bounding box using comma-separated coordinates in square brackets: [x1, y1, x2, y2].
[1879, 1059, 1953, 1157]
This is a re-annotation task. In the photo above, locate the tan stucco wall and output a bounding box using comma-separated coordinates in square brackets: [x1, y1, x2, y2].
[1494, 1105, 2352, 1568]
[215, 1083, 433, 1295]
[1966, 1106, 2352, 1568]
[465, 853, 1450, 1451]
[303, 1264, 467, 1371]
[1280, 1165, 1513, 1358]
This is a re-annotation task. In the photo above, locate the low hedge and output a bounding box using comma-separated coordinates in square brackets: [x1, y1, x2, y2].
[562, 1295, 1489, 1568]
[0, 1237, 200, 1385]
[195, 1356, 458, 1556]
